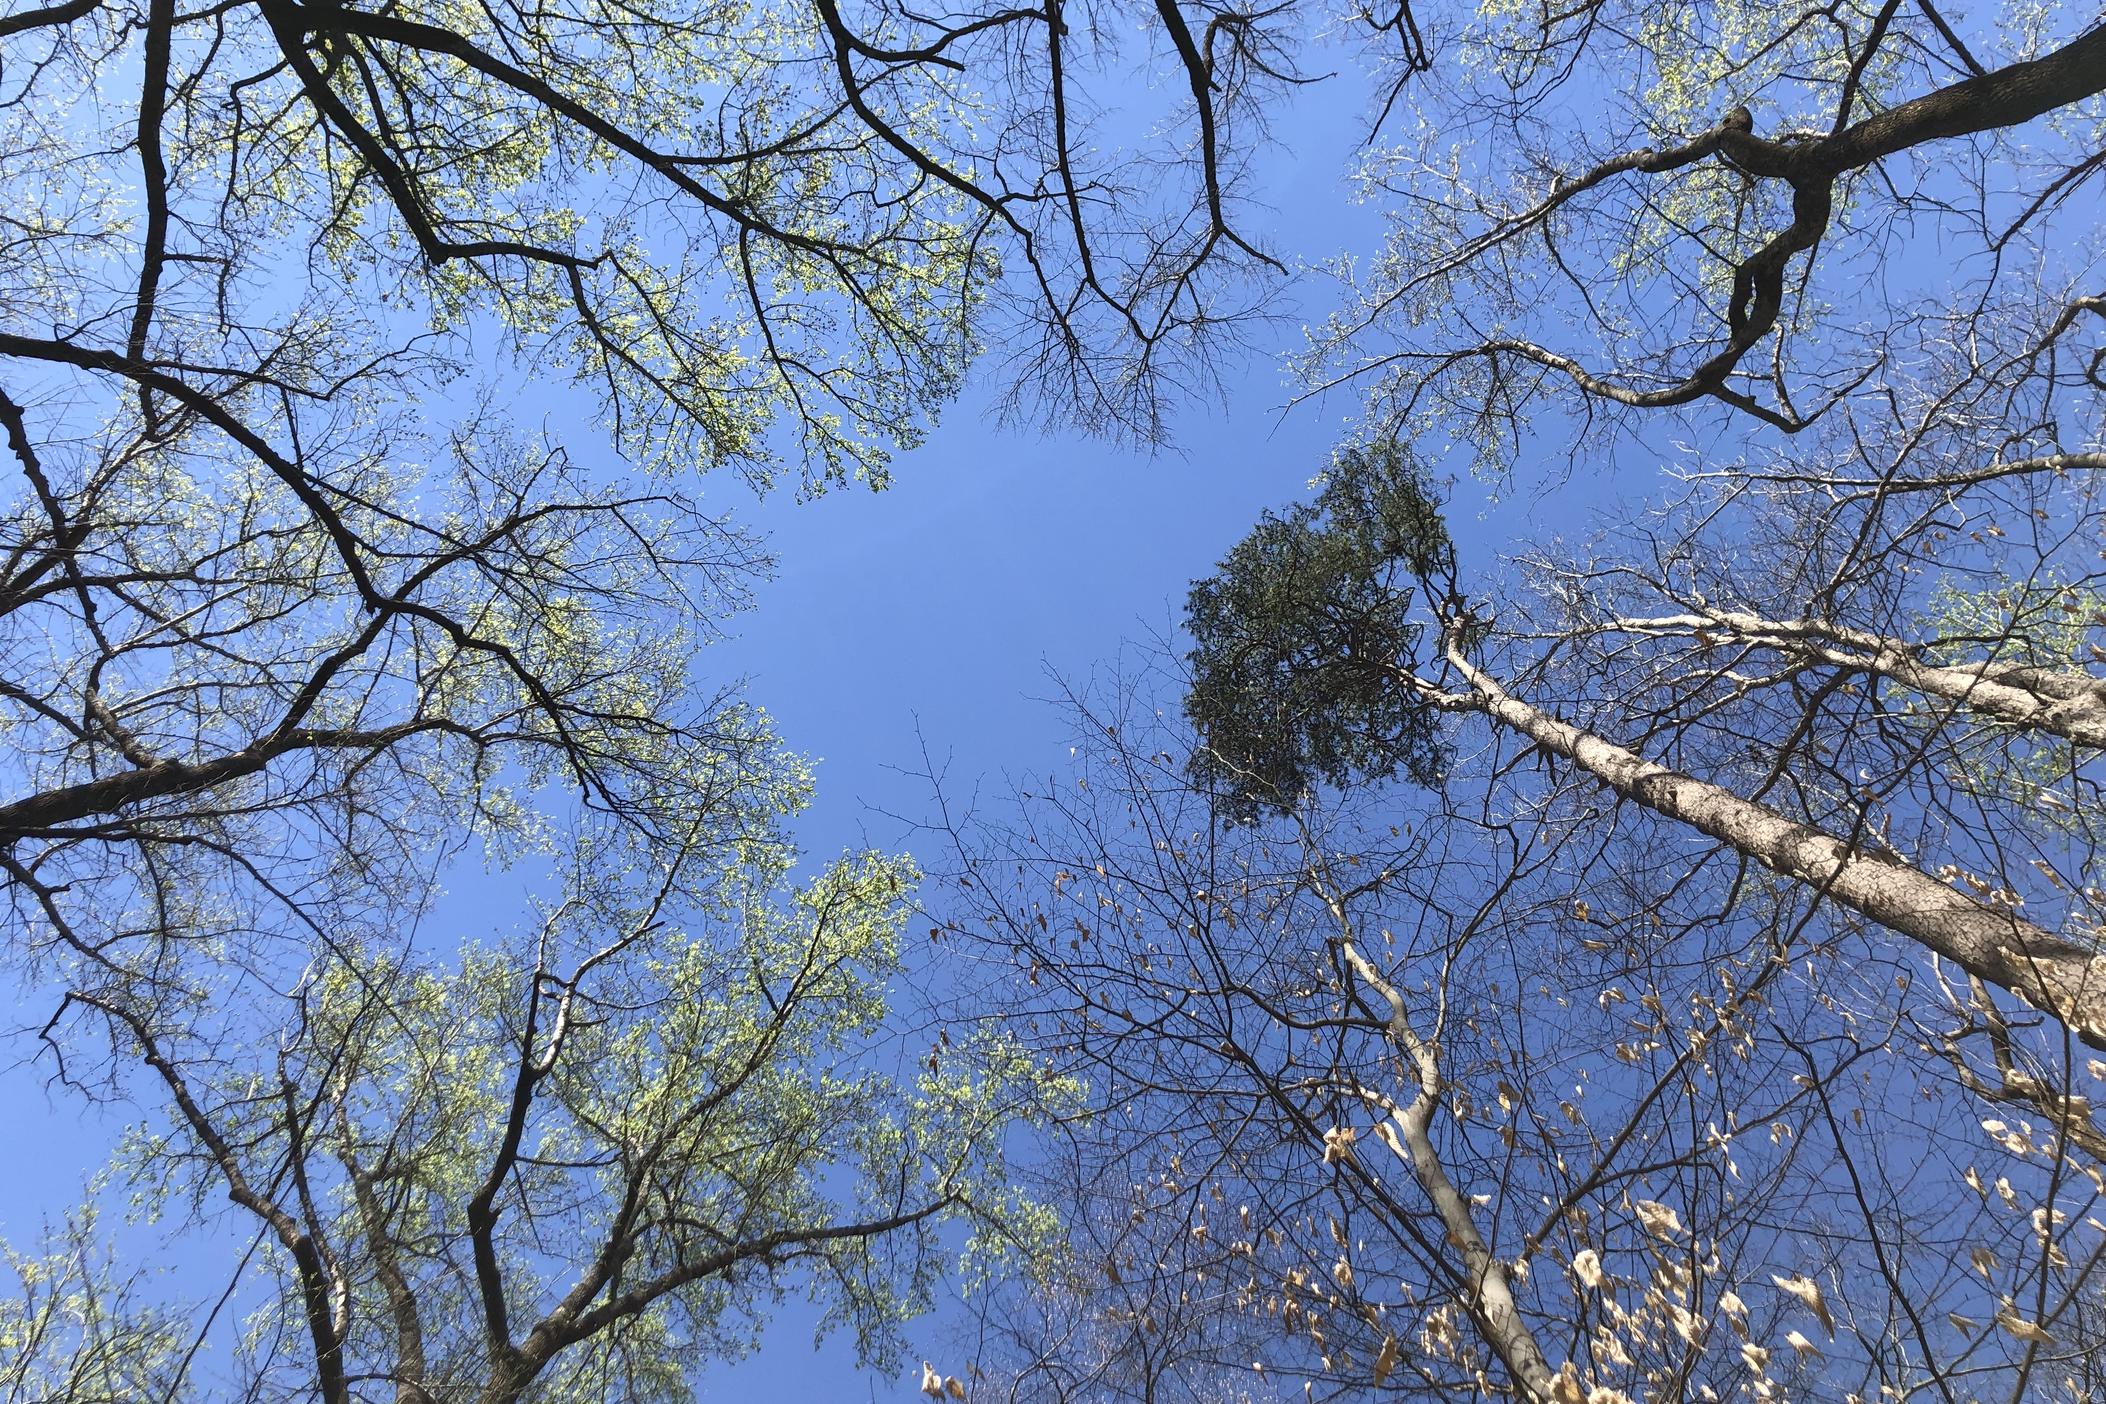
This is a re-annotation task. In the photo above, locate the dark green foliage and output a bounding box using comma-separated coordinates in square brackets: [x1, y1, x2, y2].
[1183, 442, 1455, 820]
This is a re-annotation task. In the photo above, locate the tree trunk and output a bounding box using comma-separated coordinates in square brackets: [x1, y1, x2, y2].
[1443, 650, 2106, 1049]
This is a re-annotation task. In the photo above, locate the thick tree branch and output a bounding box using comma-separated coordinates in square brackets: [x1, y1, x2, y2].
[1437, 639, 2106, 1048]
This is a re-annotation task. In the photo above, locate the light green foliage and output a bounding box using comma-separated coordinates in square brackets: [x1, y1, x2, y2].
[0, 0, 1239, 1394]
[0, 417, 775, 990]
[1922, 573, 2106, 674]
[1303, 0, 2105, 475]
[108, 769, 1065, 1399]
[1463, 0, 1902, 134]
[1911, 571, 2106, 839]
[0, 1213, 186, 1403]
[3, 0, 990, 493]
[0, 405, 1051, 1396]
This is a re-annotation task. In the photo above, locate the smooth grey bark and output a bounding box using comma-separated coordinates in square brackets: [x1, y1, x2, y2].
[1322, 895, 1560, 1403]
[1608, 607, 2106, 749]
[1433, 648, 2106, 1050]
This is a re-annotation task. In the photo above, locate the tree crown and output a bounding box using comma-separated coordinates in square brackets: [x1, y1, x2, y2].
[1184, 441, 1452, 820]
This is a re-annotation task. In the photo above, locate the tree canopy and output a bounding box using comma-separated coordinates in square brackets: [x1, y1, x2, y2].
[1185, 441, 1456, 820]
[3, 0, 2105, 1399]
[4, 0, 1256, 1391]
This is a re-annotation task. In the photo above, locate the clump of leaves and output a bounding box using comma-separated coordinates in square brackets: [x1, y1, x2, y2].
[1184, 441, 1454, 820]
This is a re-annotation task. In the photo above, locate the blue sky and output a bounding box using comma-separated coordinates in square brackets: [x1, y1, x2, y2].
[671, 87, 1583, 1403]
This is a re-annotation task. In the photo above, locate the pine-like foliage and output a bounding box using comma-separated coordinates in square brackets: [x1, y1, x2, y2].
[1183, 442, 1453, 819]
